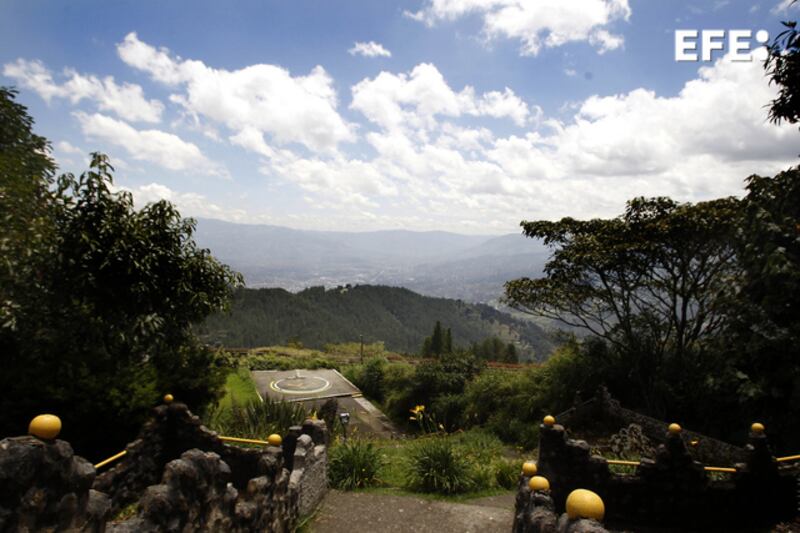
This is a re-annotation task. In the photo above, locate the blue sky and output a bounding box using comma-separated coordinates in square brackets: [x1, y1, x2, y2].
[2, 0, 798, 233]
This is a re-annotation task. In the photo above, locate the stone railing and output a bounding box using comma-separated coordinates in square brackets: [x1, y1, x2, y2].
[0, 399, 329, 532]
[514, 415, 798, 531]
[556, 386, 746, 464]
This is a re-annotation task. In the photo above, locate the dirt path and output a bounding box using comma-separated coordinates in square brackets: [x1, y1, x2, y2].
[307, 490, 515, 533]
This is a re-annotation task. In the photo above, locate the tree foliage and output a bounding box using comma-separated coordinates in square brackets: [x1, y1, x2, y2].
[0, 87, 241, 457]
[766, 17, 800, 125]
[505, 197, 740, 413]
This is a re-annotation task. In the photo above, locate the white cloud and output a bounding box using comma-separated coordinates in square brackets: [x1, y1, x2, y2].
[2, 58, 163, 122]
[56, 140, 83, 155]
[349, 41, 392, 58]
[74, 112, 224, 176]
[772, 0, 799, 13]
[123, 182, 247, 221]
[266, 54, 797, 228]
[351, 63, 534, 130]
[407, 0, 631, 56]
[117, 32, 355, 153]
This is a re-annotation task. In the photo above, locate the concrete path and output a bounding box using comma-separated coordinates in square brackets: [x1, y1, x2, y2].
[307, 490, 515, 533]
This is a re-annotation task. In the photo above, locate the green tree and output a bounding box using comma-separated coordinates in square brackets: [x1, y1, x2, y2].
[504, 343, 518, 363]
[0, 88, 242, 457]
[444, 328, 453, 353]
[708, 168, 800, 448]
[505, 196, 740, 414]
[431, 320, 444, 356]
[766, 16, 800, 126]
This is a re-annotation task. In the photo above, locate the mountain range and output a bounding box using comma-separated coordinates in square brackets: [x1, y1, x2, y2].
[193, 218, 549, 303]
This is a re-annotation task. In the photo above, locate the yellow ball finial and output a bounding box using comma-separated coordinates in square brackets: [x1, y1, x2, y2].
[543, 415, 556, 427]
[751, 422, 765, 434]
[522, 461, 538, 476]
[668, 423, 682, 435]
[528, 476, 550, 491]
[267, 433, 282, 446]
[163, 394, 174, 404]
[566, 489, 605, 521]
[29, 414, 62, 440]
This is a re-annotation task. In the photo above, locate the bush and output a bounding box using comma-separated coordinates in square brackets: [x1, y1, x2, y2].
[344, 357, 387, 402]
[405, 436, 475, 494]
[329, 439, 383, 490]
[210, 398, 308, 439]
[493, 458, 523, 489]
[246, 354, 337, 371]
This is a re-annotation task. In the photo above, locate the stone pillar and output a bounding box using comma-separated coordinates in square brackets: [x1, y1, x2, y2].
[0, 436, 110, 532]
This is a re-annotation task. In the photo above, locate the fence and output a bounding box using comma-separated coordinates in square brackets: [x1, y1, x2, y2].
[1, 395, 329, 532]
[514, 414, 799, 531]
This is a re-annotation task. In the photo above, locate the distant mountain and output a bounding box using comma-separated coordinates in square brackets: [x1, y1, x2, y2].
[195, 285, 556, 361]
[193, 218, 548, 303]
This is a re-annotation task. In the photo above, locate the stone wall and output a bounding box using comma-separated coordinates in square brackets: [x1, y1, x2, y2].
[0, 436, 110, 532]
[106, 449, 294, 532]
[513, 485, 609, 533]
[286, 420, 329, 517]
[556, 387, 746, 464]
[1, 402, 330, 531]
[530, 420, 797, 530]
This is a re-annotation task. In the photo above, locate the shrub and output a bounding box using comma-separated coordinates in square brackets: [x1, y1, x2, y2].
[344, 357, 387, 402]
[405, 437, 475, 494]
[210, 398, 308, 439]
[493, 458, 523, 489]
[329, 439, 383, 490]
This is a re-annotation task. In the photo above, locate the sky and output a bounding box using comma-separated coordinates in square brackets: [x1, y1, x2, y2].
[2, 0, 799, 234]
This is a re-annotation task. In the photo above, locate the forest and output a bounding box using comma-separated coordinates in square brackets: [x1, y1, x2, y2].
[196, 284, 553, 358]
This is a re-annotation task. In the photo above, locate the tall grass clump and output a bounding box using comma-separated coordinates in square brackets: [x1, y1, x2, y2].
[210, 397, 308, 439]
[328, 439, 383, 490]
[405, 437, 475, 494]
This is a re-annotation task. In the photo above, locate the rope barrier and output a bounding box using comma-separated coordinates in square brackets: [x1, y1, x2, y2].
[218, 436, 271, 446]
[94, 450, 127, 469]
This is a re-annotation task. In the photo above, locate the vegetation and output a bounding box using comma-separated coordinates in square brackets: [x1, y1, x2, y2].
[404, 437, 476, 494]
[196, 285, 554, 360]
[208, 397, 308, 440]
[0, 87, 241, 458]
[328, 439, 384, 490]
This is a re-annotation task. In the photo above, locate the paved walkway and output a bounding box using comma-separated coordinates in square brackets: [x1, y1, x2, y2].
[307, 490, 515, 533]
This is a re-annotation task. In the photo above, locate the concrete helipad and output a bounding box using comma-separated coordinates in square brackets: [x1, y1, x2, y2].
[252, 369, 360, 402]
[251, 369, 398, 438]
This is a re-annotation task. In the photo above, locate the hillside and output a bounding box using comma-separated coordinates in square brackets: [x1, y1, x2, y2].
[195, 285, 556, 361]
[193, 218, 548, 303]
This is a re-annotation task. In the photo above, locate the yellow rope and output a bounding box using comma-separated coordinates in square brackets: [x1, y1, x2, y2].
[94, 450, 127, 469]
[218, 436, 270, 446]
[606, 459, 736, 473]
[776, 454, 800, 463]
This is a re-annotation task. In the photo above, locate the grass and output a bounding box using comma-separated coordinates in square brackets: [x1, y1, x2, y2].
[216, 367, 260, 413]
[328, 430, 523, 502]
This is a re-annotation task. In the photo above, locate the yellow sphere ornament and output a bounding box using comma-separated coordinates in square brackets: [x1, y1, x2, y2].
[29, 414, 62, 440]
[163, 394, 174, 404]
[267, 433, 282, 446]
[565, 489, 605, 521]
[543, 415, 556, 427]
[522, 461, 538, 476]
[668, 423, 682, 435]
[751, 422, 765, 434]
[528, 476, 550, 491]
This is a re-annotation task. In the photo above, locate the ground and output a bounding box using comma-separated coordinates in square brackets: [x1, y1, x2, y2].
[306, 490, 515, 533]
